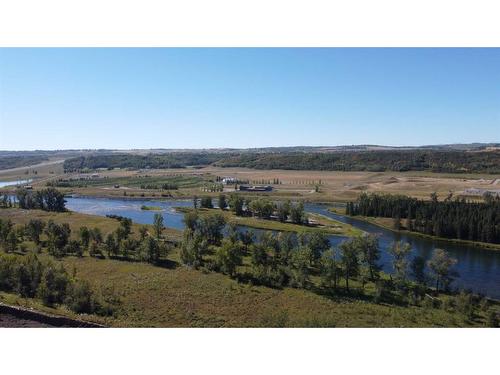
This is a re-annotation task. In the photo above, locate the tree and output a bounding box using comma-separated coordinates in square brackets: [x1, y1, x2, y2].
[218, 194, 227, 210]
[25, 219, 46, 245]
[104, 233, 119, 257]
[183, 209, 199, 232]
[5, 230, 18, 253]
[320, 248, 341, 290]
[339, 239, 360, 292]
[306, 231, 330, 266]
[410, 255, 426, 285]
[153, 213, 164, 240]
[290, 202, 305, 224]
[119, 217, 132, 238]
[142, 236, 160, 264]
[200, 196, 213, 209]
[79, 226, 90, 250]
[228, 194, 245, 216]
[37, 263, 70, 306]
[45, 221, 71, 257]
[215, 239, 242, 277]
[356, 234, 381, 281]
[427, 248, 458, 291]
[198, 213, 226, 245]
[276, 200, 291, 222]
[289, 246, 311, 288]
[248, 199, 274, 219]
[180, 231, 207, 268]
[139, 226, 148, 241]
[388, 241, 412, 284]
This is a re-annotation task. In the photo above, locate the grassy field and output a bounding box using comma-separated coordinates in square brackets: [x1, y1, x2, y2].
[0, 208, 183, 242]
[175, 206, 362, 236]
[0, 251, 490, 328]
[3, 163, 498, 203]
[0, 208, 497, 327]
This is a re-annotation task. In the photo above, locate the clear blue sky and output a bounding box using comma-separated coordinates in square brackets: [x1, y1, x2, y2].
[0, 48, 499, 150]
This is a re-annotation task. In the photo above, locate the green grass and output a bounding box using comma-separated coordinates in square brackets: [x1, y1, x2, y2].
[0, 208, 497, 327]
[48, 174, 205, 189]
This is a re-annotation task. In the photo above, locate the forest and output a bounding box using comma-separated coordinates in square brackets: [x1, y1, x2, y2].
[0, 155, 48, 170]
[63, 153, 228, 171]
[214, 150, 500, 173]
[62, 150, 500, 174]
[347, 192, 500, 244]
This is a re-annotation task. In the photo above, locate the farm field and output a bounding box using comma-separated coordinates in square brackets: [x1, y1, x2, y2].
[2, 162, 499, 203]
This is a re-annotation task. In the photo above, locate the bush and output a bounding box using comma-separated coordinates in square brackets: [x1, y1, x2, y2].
[486, 310, 499, 328]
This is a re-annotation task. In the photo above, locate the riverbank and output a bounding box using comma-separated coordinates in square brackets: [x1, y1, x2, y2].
[328, 207, 500, 251]
[175, 206, 361, 236]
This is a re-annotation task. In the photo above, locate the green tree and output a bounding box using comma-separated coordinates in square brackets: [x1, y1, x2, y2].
[289, 246, 311, 288]
[139, 226, 148, 241]
[142, 236, 160, 264]
[79, 226, 91, 250]
[305, 232, 330, 266]
[218, 194, 227, 210]
[427, 248, 458, 291]
[104, 233, 119, 257]
[200, 196, 213, 209]
[356, 234, 381, 281]
[290, 202, 305, 224]
[389, 241, 412, 284]
[276, 200, 291, 222]
[183, 210, 199, 232]
[215, 239, 242, 277]
[410, 255, 426, 285]
[5, 230, 18, 253]
[320, 248, 341, 290]
[180, 231, 207, 268]
[25, 219, 46, 245]
[153, 213, 164, 240]
[339, 239, 360, 292]
[228, 194, 245, 216]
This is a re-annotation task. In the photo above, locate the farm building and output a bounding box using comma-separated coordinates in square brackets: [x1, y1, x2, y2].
[239, 185, 273, 192]
[222, 177, 237, 184]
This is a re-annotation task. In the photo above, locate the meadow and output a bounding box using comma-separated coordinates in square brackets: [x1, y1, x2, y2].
[0, 208, 497, 327]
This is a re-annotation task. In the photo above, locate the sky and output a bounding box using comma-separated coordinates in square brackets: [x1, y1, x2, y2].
[0, 48, 499, 150]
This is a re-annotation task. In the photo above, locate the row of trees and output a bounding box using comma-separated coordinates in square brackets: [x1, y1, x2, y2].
[215, 150, 500, 174]
[178, 210, 460, 295]
[347, 192, 500, 244]
[16, 187, 66, 212]
[0, 213, 168, 264]
[0, 252, 118, 315]
[196, 194, 307, 224]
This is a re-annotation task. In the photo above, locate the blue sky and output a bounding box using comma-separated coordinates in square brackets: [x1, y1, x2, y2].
[0, 48, 499, 150]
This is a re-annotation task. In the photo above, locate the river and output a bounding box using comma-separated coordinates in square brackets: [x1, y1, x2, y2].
[65, 196, 500, 299]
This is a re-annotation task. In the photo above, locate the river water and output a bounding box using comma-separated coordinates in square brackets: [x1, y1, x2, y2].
[65, 196, 500, 298]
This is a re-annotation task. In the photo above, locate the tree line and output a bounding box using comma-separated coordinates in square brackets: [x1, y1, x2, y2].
[62, 150, 500, 174]
[214, 150, 500, 174]
[178, 209, 498, 325]
[0, 213, 169, 263]
[63, 153, 228, 172]
[16, 187, 67, 212]
[0, 252, 118, 316]
[195, 194, 308, 224]
[346, 192, 500, 244]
